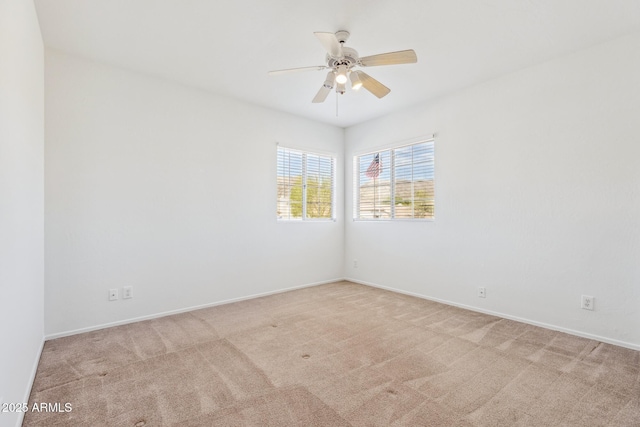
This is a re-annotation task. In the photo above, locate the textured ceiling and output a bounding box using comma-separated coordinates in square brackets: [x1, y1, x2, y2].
[35, 0, 640, 127]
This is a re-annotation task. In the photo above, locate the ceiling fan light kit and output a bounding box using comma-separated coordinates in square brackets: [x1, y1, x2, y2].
[350, 71, 363, 91]
[335, 64, 349, 84]
[269, 30, 417, 104]
[323, 72, 336, 89]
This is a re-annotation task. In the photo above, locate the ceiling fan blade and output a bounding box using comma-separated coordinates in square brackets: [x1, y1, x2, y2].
[314, 32, 343, 59]
[312, 85, 331, 103]
[359, 49, 417, 67]
[268, 65, 327, 76]
[356, 71, 391, 98]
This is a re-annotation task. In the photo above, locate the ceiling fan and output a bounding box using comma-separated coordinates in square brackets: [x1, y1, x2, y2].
[268, 30, 417, 103]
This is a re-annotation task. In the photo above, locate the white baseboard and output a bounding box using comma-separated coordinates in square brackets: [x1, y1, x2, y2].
[345, 277, 640, 352]
[14, 337, 45, 427]
[45, 276, 640, 351]
[44, 278, 344, 341]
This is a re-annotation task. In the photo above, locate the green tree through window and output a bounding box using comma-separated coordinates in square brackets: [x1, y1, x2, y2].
[277, 146, 335, 220]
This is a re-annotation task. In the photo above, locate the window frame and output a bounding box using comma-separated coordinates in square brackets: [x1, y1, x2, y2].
[277, 144, 336, 222]
[353, 136, 435, 221]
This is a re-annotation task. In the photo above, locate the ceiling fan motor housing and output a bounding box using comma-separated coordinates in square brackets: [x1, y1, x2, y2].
[327, 47, 359, 70]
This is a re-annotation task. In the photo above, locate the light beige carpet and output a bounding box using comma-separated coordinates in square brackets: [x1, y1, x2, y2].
[24, 281, 640, 426]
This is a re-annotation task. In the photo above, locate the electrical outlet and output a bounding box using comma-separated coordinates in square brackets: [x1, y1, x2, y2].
[353, 260, 358, 268]
[478, 287, 486, 298]
[109, 289, 118, 301]
[581, 295, 594, 310]
[123, 286, 133, 299]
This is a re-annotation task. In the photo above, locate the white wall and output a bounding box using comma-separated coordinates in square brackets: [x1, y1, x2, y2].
[345, 33, 640, 349]
[0, 0, 45, 426]
[45, 50, 344, 337]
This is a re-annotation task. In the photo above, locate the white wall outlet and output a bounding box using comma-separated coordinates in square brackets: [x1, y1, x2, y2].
[353, 260, 358, 268]
[123, 286, 133, 299]
[109, 288, 118, 301]
[478, 287, 486, 298]
[581, 295, 594, 310]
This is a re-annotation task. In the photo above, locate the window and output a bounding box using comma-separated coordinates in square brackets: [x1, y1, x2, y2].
[354, 138, 434, 220]
[277, 145, 335, 220]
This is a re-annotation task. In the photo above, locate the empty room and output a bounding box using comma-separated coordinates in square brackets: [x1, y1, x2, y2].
[2, 0, 640, 426]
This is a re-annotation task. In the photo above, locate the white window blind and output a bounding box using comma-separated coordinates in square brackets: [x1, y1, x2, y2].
[277, 146, 335, 220]
[354, 139, 434, 220]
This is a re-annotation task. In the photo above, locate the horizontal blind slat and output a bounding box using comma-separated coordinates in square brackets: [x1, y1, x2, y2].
[278, 146, 335, 221]
[355, 140, 434, 220]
